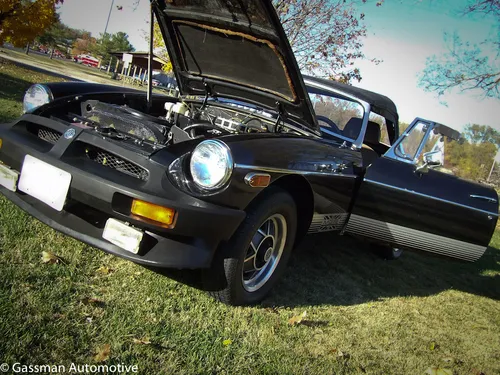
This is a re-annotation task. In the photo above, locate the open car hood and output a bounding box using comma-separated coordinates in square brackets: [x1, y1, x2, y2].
[153, 0, 318, 131]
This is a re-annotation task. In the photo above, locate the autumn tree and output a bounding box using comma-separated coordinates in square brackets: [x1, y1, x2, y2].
[37, 16, 82, 58]
[487, 161, 500, 185]
[463, 124, 500, 147]
[143, 20, 173, 73]
[0, 0, 64, 47]
[434, 123, 500, 182]
[71, 32, 96, 56]
[419, 0, 500, 99]
[273, 0, 382, 83]
[445, 139, 497, 181]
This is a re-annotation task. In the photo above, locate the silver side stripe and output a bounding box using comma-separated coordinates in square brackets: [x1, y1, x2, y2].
[364, 179, 499, 217]
[308, 213, 348, 233]
[234, 164, 357, 178]
[345, 214, 486, 262]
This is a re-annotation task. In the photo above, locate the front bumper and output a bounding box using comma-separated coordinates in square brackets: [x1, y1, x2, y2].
[0, 116, 246, 268]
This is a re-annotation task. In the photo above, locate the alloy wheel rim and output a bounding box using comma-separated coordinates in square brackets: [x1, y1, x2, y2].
[242, 214, 287, 292]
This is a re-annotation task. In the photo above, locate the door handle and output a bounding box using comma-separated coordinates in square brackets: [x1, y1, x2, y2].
[470, 194, 498, 203]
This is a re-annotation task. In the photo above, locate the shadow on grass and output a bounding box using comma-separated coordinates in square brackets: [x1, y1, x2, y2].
[148, 232, 500, 307]
[268, 233, 500, 307]
[0, 71, 34, 102]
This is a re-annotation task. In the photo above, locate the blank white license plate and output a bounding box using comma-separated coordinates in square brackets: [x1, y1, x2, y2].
[0, 163, 19, 192]
[103, 218, 143, 254]
[18, 155, 72, 211]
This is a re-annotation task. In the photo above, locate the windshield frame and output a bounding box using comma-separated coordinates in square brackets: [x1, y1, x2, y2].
[304, 78, 371, 150]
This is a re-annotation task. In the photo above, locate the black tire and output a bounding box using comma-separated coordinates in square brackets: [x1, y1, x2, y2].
[203, 187, 297, 306]
[372, 244, 403, 260]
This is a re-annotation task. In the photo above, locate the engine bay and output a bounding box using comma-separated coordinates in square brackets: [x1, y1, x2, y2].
[67, 98, 285, 152]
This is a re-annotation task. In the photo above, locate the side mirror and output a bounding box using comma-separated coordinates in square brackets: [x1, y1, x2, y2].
[416, 150, 443, 176]
[423, 150, 443, 167]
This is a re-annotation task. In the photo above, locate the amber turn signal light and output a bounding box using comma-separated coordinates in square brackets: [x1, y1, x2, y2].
[0, 138, 3, 149]
[131, 199, 176, 227]
[244, 172, 271, 188]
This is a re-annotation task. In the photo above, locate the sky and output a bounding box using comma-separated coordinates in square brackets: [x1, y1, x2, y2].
[58, 0, 500, 133]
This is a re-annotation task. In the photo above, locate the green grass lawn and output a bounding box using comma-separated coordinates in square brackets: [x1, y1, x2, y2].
[1, 48, 114, 84]
[0, 60, 499, 374]
[0, 48, 175, 96]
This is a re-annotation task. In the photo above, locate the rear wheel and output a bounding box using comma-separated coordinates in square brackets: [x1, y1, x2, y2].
[203, 188, 297, 305]
[372, 244, 404, 260]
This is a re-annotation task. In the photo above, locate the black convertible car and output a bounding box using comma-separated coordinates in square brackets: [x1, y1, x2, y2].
[0, 0, 498, 305]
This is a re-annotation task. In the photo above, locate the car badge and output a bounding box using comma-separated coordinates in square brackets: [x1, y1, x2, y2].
[64, 128, 76, 140]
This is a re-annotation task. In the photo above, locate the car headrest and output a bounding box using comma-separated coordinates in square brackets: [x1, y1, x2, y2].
[343, 118, 363, 140]
[343, 118, 381, 144]
[365, 121, 381, 144]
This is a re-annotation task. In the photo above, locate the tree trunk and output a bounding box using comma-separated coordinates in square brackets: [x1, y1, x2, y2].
[25, 43, 30, 55]
[50, 48, 54, 59]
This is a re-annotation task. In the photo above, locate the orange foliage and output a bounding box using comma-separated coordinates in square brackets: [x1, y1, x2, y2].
[71, 32, 96, 56]
[0, 0, 64, 47]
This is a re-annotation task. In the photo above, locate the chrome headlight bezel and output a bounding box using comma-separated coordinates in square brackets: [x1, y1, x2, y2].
[23, 84, 53, 114]
[189, 139, 233, 190]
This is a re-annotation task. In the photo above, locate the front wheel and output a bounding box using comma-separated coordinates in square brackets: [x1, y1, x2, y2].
[203, 188, 297, 305]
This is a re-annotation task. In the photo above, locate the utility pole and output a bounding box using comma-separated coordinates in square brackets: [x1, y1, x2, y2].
[487, 159, 496, 182]
[104, 0, 115, 35]
[488, 149, 500, 182]
[147, 2, 154, 111]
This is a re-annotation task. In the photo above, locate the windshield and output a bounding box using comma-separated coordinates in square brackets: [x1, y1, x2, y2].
[395, 121, 429, 161]
[307, 87, 365, 143]
[214, 98, 275, 119]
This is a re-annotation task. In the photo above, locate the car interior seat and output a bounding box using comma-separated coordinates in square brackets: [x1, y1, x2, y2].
[343, 118, 381, 166]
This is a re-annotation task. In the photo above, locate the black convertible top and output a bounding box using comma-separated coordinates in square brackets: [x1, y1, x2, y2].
[303, 75, 399, 127]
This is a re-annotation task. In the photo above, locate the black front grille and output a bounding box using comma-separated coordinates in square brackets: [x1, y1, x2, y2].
[38, 127, 61, 144]
[26, 124, 62, 144]
[84, 145, 149, 181]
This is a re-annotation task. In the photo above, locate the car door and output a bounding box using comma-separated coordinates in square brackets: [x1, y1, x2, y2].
[345, 118, 498, 261]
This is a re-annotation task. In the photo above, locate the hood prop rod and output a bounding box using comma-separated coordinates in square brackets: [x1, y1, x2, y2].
[200, 82, 213, 111]
[274, 102, 284, 133]
[147, 1, 154, 112]
[192, 82, 213, 120]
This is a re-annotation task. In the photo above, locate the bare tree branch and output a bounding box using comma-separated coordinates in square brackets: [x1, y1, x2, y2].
[462, 0, 500, 17]
[418, 1, 500, 100]
[273, 0, 381, 83]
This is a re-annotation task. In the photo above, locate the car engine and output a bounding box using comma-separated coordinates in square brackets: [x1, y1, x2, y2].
[72, 99, 277, 151]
